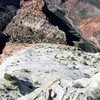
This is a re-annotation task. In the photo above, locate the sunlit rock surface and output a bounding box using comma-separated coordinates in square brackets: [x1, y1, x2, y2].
[0, 43, 100, 99]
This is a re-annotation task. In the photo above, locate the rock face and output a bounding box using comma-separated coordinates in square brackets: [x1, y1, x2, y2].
[0, 0, 19, 32]
[4, 0, 66, 44]
[0, 43, 100, 100]
[3, 0, 100, 52]
[44, 0, 100, 52]
[0, 1, 100, 100]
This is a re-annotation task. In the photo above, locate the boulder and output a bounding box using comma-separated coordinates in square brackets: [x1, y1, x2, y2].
[44, 0, 100, 52]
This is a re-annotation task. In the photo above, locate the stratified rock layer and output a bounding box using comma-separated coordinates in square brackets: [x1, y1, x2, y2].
[44, 0, 100, 52]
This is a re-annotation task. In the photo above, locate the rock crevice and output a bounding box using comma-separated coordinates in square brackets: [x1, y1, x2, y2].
[42, 3, 80, 46]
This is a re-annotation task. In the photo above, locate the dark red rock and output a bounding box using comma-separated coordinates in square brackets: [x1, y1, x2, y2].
[44, 0, 100, 52]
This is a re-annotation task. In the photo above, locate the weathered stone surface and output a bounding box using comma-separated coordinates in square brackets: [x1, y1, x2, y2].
[4, 0, 66, 44]
[44, 0, 100, 52]
[18, 79, 100, 100]
[3, 0, 100, 52]
[0, 43, 100, 99]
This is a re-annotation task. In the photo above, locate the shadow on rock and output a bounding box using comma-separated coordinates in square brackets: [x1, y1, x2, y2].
[0, 33, 10, 54]
[12, 77, 38, 95]
[18, 80, 37, 95]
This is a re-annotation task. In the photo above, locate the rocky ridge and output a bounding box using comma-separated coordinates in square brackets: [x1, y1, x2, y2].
[3, 0, 100, 52]
[4, 0, 66, 44]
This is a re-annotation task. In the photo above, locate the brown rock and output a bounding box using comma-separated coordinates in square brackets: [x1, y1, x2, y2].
[4, 0, 66, 44]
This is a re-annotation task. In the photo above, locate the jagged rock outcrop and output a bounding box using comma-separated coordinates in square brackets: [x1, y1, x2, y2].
[4, 0, 66, 44]
[0, 1, 100, 99]
[18, 79, 100, 100]
[4, 0, 100, 52]
[44, 0, 100, 52]
[0, 43, 100, 99]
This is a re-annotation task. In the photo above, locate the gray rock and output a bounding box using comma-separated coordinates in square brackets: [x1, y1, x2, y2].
[0, 43, 99, 100]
